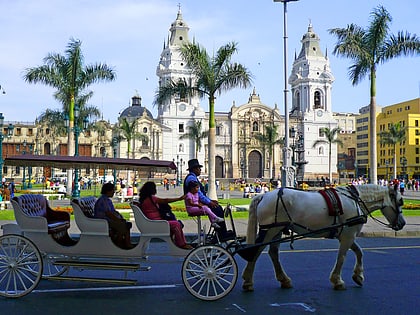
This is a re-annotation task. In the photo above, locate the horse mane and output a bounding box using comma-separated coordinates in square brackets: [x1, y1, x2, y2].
[353, 184, 387, 202]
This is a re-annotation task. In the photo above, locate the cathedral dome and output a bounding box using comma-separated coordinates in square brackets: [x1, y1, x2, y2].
[119, 95, 153, 119]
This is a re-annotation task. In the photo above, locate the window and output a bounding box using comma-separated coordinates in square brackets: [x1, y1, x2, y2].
[16, 128, 21, 136]
[216, 125, 221, 136]
[319, 128, 325, 137]
[252, 121, 259, 132]
[416, 130, 420, 136]
[178, 123, 184, 133]
[143, 127, 147, 133]
[314, 91, 322, 109]
[416, 139, 419, 145]
[27, 128, 33, 136]
[415, 120, 419, 127]
[416, 147, 419, 154]
[295, 91, 300, 109]
[318, 147, 324, 155]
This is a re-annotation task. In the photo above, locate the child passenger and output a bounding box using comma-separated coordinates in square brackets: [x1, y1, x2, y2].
[184, 181, 224, 228]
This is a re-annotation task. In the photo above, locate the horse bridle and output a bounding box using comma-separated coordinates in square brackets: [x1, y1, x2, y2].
[342, 185, 403, 230]
[384, 188, 404, 229]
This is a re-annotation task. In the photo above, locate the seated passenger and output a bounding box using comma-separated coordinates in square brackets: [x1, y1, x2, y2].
[185, 181, 224, 228]
[94, 183, 133, 249]
[136, 181, 192, 250]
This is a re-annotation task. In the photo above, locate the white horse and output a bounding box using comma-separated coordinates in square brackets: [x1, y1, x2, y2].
[241, 184, 405, 291]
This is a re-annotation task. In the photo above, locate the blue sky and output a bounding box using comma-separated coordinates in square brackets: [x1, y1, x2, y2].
[1, 0, 419, 123]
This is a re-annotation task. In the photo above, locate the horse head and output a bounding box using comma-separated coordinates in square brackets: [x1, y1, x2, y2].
[382, 184, 406, 231]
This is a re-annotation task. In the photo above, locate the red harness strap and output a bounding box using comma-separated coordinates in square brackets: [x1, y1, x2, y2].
[319, 188, 344, 216]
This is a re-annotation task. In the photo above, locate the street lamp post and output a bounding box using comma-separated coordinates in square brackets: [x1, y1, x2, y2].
[0, 113, 14, 185]
[65, 105, 88, 198]
[274, 0, 299, 187]
[175, 155, 180, 186]
[400, 156, 407, 181]
[111, 136, 118, 185]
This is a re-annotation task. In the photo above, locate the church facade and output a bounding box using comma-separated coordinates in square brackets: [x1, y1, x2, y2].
[1, 9, 339, 183]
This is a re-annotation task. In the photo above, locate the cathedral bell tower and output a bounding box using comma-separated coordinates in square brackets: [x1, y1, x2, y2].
[155, 7, 205, 164]
[289, 23, 337, 180]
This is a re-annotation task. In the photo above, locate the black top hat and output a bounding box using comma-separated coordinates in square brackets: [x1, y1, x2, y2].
[187, 159, 203, 170]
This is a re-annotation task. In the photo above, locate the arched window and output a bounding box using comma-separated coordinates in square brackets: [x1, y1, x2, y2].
[314, 91, 322, 109]
[252, 121, 259, 132]
[319, 146, 324, 155]
[295, 91, 300, 110]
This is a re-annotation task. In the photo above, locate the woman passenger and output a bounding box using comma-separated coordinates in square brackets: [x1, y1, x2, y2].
[136, 181, 192, 250]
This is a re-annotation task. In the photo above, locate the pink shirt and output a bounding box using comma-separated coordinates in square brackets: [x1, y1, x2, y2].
[139, 196, 162, 220]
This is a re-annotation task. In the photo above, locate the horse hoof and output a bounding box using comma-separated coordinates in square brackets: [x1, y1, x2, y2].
[333, 283, 346, 290]
[242, 284, 254, 292]
[281, 280, 293, 289]
[352, 274, 364, 286]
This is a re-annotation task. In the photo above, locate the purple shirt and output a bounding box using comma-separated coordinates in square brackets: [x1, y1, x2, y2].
[94, 194, 123, 222]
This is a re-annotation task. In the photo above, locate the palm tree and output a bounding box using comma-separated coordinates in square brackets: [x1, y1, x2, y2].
[312, 127, 343, 183]
[24, 38, 115, 194]
[155, 41, 252, 199]
[116, 118, 148, 158]
[329, 5, 420, 185]
[253, 124, 283, 179]
[179, 120, 209, 158]
[378, 122, 407, 180]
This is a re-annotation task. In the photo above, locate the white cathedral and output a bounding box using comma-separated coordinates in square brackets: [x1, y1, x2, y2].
[114, 9, 338, 182]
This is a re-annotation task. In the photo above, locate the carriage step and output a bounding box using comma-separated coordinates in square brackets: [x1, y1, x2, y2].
[45, 275, 138, 285]
[53, 260, 144, 271]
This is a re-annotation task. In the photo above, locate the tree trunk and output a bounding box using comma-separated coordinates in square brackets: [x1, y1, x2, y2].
[207, 95, 217, 200]
[66, 100, 75, 197]
[393, 147, 397, 180]
[369, 67, 377, 185]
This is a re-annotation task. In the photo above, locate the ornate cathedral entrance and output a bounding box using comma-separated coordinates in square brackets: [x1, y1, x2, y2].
[248, 150, 262, 179]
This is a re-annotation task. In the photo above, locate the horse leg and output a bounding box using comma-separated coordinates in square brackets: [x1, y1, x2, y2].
[330, 236, 354, 290]
[268, 242, 292, 289]
[242, 250, 263, 292]
[351, 241, 364, 286]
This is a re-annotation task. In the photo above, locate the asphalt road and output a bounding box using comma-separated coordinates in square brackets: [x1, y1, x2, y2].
[2, 237, 418, 315]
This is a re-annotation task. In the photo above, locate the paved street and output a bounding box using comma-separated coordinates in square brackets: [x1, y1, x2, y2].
[1, 186, 420, 237]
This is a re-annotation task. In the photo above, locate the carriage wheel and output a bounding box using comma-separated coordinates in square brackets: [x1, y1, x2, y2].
[42, 255, 68, 278]
[0, 234, 43, 298]
[182, 245, 237, 301]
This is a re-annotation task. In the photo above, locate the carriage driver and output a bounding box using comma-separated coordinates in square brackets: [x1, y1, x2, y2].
[184, 159, 233, 240]
[94, 182, 134, 249]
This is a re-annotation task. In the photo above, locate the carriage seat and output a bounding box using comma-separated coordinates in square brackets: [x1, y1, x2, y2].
[71, 197, 109, 236]
[11, 194, 70, 238]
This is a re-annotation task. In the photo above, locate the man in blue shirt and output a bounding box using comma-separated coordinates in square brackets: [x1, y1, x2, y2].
[184, 159, 231, 240]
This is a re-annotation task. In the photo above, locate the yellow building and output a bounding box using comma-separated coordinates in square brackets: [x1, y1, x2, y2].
[355, 105, 382, 180]
[377, 98, 420, 180]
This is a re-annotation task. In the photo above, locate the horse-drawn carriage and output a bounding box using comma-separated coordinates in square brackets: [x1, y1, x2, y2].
[0, 155, 406, 300]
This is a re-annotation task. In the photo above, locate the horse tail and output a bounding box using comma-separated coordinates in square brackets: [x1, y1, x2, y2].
[247, 194, 264, 244]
